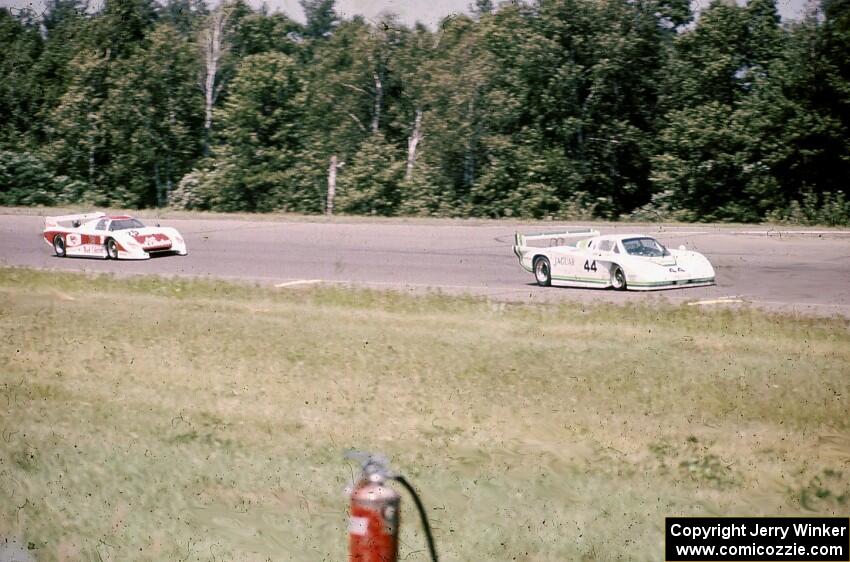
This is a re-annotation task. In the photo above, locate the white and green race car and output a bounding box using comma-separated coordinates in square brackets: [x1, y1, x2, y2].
[514, 229, 715, 290]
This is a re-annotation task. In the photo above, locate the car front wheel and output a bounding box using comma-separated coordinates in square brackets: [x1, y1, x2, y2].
[105, 238, 119, 260]
[611, 265, 627, 290]
[53, 235, 66, 257]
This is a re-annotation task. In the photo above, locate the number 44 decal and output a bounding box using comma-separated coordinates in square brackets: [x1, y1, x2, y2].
[583, 260, 597, 272]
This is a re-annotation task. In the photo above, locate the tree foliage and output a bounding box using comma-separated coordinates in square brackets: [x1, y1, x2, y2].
[0, 0, 849, 223]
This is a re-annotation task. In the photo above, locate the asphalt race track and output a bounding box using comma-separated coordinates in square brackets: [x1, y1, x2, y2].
[2, 213, 850, 316]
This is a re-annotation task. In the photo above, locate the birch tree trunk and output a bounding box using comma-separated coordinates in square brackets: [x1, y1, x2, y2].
[371, 72, 383, 134]
[200, 4, 232, 154]
[165, 153, 173, 205]
[87, 115, 96, 184]
[154, 161, 163, 207]
[327, 155, 339, 216]
[464, 97, 476, 188]
[405, 109, 423, 181]
[87, 145, 95, 185]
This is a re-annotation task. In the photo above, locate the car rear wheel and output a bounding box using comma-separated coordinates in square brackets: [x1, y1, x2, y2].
[105, 238, 119, 260]
[53, 235, 66, 257]
[611, 265, 627, 290]
[533, 256, 551, 287]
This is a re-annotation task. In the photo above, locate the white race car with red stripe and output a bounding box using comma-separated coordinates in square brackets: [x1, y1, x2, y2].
[43, 212, 188, 260]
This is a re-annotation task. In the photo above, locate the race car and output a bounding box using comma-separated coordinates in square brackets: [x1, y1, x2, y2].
[43, 212, 188, 260]
[513, 229, 715, 290]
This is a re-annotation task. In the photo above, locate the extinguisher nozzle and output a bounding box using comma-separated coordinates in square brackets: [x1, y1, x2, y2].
[345, 449, 393, 481]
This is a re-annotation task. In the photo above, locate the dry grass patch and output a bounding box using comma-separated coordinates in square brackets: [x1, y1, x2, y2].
[1, 267, 848, 561]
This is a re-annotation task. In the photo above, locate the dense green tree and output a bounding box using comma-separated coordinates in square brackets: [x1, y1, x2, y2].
[0, 150, 58, 205]
[0, 0, 848, 223]
[43, 0, 87, 32]
[204, 52, 308, 211]
[413, 14, 491, 208]
[290, 15, 413, 213]
[650, 101, 782, 221]
[28, 0, 89, 142]
[95, 0, 158, 58]
[300, 0, 337, 39]
[44, 49, 110, 199]
[0, 9, 43, 146]
[661, 1, 750, 110]
[418, 0, 674, 217]
[649, 0, 812, 221]
[336, 133, 404, 215]
[782, 0, 850, 196]
[157, 0, 208, 36]
[101, 23, 203, 207]
[230, 10, 302, 58]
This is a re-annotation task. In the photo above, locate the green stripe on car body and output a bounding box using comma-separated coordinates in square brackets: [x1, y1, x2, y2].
[518, 260, 606, 283]
[629, 277, 715, 287]
[552, 275, 608, 284]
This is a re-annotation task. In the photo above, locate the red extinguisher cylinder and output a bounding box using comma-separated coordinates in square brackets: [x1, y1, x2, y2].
[349, 476, 401, 562]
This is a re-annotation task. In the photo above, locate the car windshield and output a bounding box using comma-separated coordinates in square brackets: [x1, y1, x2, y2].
[622, 237, 669, 257]
[109, 218, 145, 231]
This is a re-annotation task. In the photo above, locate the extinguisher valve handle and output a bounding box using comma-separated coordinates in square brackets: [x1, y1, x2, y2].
[345, 450, 393, 481]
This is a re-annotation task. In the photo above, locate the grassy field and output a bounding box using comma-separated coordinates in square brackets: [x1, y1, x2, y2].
[1, 268, 848, 561]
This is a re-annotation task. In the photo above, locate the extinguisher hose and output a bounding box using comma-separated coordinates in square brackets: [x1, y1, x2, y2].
[391, 475, 439, 562]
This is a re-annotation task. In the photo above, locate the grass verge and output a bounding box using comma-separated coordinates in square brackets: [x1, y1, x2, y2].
[1, 267, 848, 561]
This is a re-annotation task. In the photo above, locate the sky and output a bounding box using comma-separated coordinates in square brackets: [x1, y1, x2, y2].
[257, 0, 811, 27]
[0, 0, 813, 28]
[259, 0, 474, 29]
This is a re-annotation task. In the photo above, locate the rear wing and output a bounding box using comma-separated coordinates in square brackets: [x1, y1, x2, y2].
[44, 212, 105, 229]
[514, 228, 599, 248]
[513, 228, 599, 262]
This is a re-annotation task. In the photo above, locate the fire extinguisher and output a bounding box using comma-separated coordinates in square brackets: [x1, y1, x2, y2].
[346, 451, 439, 562]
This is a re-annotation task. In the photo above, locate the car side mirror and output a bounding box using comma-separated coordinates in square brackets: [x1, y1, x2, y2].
[72, 220, 81, 228]
[678, 244, 686, 251]
[156, 223, 161, 227]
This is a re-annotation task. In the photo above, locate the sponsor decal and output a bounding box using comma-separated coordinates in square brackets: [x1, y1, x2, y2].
[133, 233, 172, 250]
[349, 516, 368, 536]
[66, 233, 81, 247]
[73, 244, 104, 256]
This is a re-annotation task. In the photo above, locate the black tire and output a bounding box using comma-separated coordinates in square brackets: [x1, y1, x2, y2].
[533, 256, 552, 287]
[105, 238, 119, 260]
[53, 234, 66, 257]
[611, 265, 627, 291]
